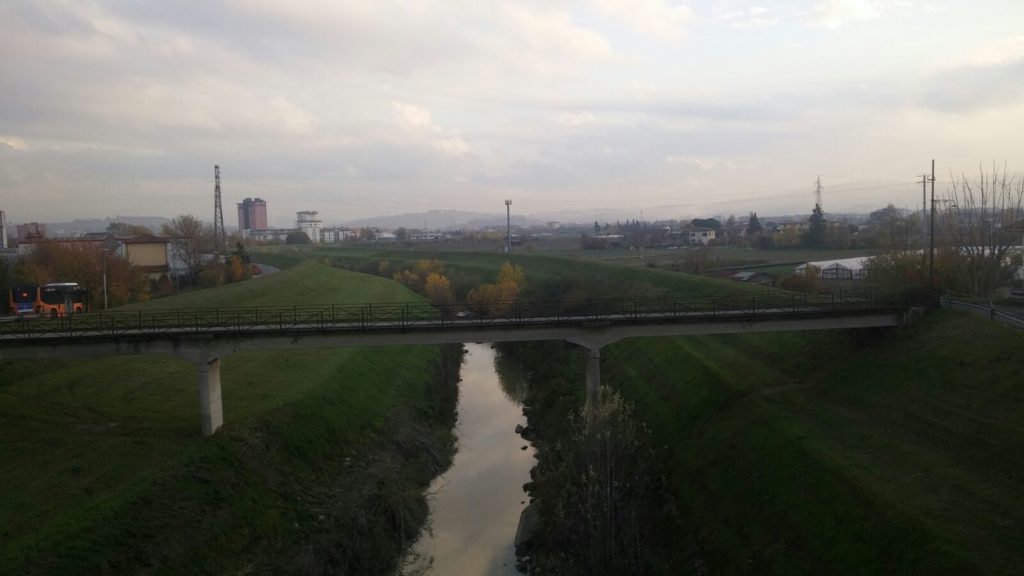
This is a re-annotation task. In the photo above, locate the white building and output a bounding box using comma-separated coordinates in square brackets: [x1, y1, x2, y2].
[796, 257, 871, 280]
[244, 228, 292, 243]
[321, 227, 355, 243]
[296, 211, 322, 244]
[687, 228, 717, 245]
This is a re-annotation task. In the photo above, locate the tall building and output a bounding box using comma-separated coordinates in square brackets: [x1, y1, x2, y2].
[0, 209, 7, 249]
[236, 197, 268, 232]
[296, 211, 322, 244]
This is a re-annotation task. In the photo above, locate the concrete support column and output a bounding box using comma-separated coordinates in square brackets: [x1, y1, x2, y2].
[197, 357, 224, 436]
[584, 345, 601, 417]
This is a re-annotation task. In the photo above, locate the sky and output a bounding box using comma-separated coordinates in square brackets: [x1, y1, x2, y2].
[2, 0, 1024, 228]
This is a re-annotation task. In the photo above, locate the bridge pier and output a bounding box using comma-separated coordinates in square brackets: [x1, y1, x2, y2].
[584, 345, 601, 417]
[196, 356, 224, 436]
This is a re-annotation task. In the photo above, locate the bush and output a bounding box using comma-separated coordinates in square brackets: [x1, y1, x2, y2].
[779, 265, 821, 292]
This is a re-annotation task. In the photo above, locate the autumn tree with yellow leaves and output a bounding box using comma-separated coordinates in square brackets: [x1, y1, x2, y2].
[467, 262, 525, 315]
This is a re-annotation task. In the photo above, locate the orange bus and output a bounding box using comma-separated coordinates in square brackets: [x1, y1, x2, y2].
[37, 283, 88, 317]
[8, 284, 38, 316]
[6, 283, 88, 317]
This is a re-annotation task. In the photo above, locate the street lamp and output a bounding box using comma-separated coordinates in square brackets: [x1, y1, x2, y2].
[505, 199, 512, 254]
[102, 235, 120, 309]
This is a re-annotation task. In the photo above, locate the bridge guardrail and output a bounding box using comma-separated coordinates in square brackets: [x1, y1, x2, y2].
[943, 299, 1024, 329]
[0, 288, 921, 341]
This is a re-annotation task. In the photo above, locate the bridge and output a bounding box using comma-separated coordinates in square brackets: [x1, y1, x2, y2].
[0, 291, 921, 436]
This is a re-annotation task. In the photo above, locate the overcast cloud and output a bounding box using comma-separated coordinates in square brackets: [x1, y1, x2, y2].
[2, 0, 1023, 226]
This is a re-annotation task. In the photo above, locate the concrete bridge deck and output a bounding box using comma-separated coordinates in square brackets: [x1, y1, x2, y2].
[0, 292, 919, 435]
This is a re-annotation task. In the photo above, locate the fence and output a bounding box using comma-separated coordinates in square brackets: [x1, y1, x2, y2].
[0, 288, 921, 341]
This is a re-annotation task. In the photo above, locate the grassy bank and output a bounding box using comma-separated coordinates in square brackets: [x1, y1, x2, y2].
[0, 261, 460, 574]
[261, 245, 773, 301]
[600, 311, 1024, 575]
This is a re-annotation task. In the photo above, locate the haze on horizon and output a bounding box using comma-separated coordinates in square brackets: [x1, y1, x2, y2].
[2, 0, 1023, 228]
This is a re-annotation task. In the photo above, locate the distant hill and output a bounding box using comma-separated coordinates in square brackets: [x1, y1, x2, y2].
[343, 210, 512, 230]
[31, 216, 171, 238]
[342, 208, 668, 230]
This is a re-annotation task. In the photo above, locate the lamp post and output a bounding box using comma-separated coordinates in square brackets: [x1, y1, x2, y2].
[102, 235, 120, 309]
[505, 199, 512, 254]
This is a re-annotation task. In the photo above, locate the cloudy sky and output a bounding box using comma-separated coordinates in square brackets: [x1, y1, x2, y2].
[2, 0, 1023, 227]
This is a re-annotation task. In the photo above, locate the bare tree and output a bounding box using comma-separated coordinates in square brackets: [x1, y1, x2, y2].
[162, 214, 213, 282]
[940, 164, 1024, 296]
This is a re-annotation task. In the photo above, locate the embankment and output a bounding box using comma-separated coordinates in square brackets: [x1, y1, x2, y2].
[514, 311, 1024, 575]
[0, 262, 461, 575]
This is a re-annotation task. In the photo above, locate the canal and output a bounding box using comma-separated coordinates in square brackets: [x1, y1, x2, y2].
[402, 342, 535, 575]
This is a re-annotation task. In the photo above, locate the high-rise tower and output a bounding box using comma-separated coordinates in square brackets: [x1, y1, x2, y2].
[237, 198, 268, 231]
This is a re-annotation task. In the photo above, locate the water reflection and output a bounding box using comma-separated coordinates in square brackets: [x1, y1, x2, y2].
[493, 345, 529, 404]
[403, 343, 534, 575]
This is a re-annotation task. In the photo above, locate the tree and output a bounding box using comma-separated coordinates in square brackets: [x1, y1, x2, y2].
[393, 259, 446, 292]
[780, 265, 821, 292]
[497, 261, 525, 286]
[532, 388, 663, 575]
[107, 222, 153, 236]
[424, 272, 455, 306]
[746, 212, 763, 235]
[467, 262, 525, 315]
[161, 215, 212, 281]
[231, 242, 251, 266]
[939, 165, 1024, 296]
[285, 231, 311, 244]
[226, 255, 249, 283]
[690, 218, 721, 230]
[804, 204, 827, 248]
[867, 204, 920, 249]
[864, 251, 924, 286]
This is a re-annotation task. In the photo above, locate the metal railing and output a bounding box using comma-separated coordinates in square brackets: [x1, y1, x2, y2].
[943, 299, 1024, 329]
[0, 288, 920, 342]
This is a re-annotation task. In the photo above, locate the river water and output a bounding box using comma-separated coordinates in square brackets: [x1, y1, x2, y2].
[402, 342, 535, 575]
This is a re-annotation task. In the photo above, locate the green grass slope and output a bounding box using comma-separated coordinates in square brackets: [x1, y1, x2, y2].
[602, 312, 1024, 575]
[272, 245, 773, 300]
[0, 261, 454, 574]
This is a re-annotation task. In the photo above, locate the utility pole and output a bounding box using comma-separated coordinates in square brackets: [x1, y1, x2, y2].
[928, 159, 936, 295]
[505, 199, 512, 253]
[213, 165, 226, 255]
[814, 175, 824, 210]
[921, 173, 928, 276]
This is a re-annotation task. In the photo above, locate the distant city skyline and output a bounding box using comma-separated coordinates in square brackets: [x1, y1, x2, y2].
[2, 1, 1023, 225]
